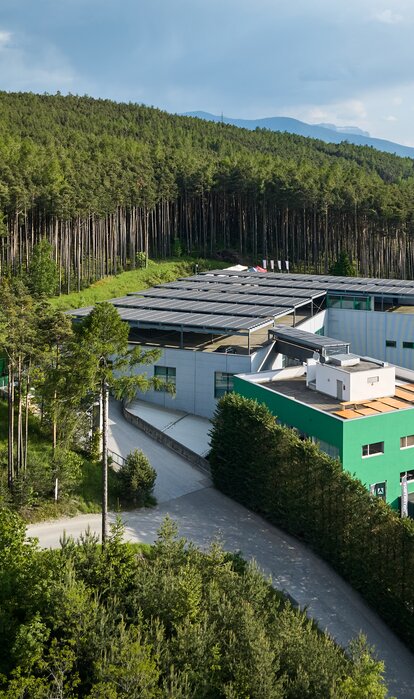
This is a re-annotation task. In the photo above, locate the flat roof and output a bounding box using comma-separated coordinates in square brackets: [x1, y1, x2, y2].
[260, 375, 414, 419]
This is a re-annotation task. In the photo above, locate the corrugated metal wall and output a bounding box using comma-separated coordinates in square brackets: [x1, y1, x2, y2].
[327, 309, 414, 369]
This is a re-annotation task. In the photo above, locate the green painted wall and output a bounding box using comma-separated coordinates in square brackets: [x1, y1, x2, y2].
[342, 410, 414, 508]
[234, 376, 414, 510]
[233, 376, 344, 458]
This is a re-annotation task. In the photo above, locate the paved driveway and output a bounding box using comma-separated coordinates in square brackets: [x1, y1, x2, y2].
[28, 400, 414, 699]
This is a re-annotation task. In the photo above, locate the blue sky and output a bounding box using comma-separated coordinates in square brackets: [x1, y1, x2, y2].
[1, 0, 414, 144]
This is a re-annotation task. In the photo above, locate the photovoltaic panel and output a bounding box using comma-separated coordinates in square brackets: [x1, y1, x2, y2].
[111, 295, 288, 318]
[146, 279, 324, 299]
[133, 286, 319, 306]
[113, 307, 272, 331]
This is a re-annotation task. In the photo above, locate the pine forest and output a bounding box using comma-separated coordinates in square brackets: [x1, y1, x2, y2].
[2, 92, 414, 290]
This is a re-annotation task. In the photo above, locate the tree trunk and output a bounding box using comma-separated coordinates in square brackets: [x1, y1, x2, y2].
[101, 380, 109, 546]
[7, 362, 14, 488]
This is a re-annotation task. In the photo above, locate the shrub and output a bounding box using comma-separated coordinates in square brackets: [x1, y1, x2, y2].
[118, 450, 156, 506]
[210, 393, 414, 653]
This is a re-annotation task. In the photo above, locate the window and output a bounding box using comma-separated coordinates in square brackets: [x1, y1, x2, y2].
[400, 470, 414, 483]
[313, 438, 340, 460]
[386, 340, 397, 348]
[403, 342, 414, 349]
[214, 372, 234, 398]
[367, 376, 379, 384]
[362, 441, 384, 457]
[154, 366, 176, 391]
[400, 435, 414, 449]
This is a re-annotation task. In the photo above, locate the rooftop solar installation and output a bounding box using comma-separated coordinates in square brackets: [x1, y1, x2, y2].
[69, 268, 414, 337]
[175, 276, 328, 293]
[142, 279, 324, 299]
[110, 295, 289, 319]
[270, 325, 350, 351]
[194, 270, 414, 297]
[131, 287, 313, 309]
[71, 305, 273, 333]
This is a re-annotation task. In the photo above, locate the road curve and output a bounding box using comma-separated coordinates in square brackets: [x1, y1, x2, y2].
[27, 400, 414, 699]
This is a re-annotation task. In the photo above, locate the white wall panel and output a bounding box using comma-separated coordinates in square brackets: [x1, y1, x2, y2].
[129, 345, 251, 418]
[328, 309, 414, 369]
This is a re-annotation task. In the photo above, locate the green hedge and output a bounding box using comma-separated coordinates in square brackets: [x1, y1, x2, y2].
[210, 393, 414, 652]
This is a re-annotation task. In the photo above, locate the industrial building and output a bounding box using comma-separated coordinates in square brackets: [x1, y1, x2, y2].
[70, 268, 414, 508]
[235, 326, 414, 510]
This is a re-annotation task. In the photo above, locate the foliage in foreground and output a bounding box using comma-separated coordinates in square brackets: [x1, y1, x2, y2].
[209, 393, 414, 654]
[118, 450, 157, 506]
[0, 511, 390, 698]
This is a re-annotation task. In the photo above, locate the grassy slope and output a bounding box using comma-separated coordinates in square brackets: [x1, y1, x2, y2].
[49, 258, 226, 311]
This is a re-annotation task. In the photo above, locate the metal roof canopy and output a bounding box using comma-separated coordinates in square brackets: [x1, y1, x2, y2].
[70, 305, 274, 335]
[270, 325, 350, 356]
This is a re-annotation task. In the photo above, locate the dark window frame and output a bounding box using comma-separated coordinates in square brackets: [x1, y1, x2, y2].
[214, 371, 234, 399]
[362, 441, 384, 458]
[154, 365, 176, 392]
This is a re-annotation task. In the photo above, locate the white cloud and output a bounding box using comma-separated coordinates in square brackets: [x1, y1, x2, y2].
[385, 115, 397, 121]
[0, 30, 76, 92]
[374, 9, 403, 24]
[0, 30, 12, 48]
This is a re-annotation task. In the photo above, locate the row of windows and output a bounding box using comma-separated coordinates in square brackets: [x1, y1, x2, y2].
[362, 435, 414, 458]
[154, 366, 234, 398]
[386, 340, 414, 349]
[327, 295, 371, 311]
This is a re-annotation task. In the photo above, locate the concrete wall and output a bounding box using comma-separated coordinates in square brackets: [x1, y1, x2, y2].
[315, 363, 350, 400]
[328, 308, 414, 369]
[314, 362, 395, 402]
[122, 402, 211, 475]
[129, 345, 252, 418]
[296, 309, 327, 334]
[348, 366, 395, 401]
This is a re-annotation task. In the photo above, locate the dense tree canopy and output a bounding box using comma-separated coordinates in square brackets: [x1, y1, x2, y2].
[1, 92, 414, 289]
[0, 512, 390, 698]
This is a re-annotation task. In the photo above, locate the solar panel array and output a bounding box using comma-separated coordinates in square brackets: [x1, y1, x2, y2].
[70, 268, 414, 336]
[70, 304, 273, 333]
[196, 270, 414, 297]
[270, 325, 349, 350]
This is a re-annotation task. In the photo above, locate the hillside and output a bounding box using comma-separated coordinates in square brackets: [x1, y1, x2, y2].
[184, 111, 414, 159]
[1, 92, 414, 290]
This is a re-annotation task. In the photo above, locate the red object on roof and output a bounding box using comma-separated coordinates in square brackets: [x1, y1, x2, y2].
[254, 265, 267, 273]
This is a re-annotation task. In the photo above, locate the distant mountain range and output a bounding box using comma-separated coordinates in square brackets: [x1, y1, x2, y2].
[183, 111, 414, 159]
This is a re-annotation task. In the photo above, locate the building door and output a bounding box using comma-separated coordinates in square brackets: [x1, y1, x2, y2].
[336, 380, 343, 400]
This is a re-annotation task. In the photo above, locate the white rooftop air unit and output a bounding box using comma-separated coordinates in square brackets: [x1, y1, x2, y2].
[329, 353, 360, 367]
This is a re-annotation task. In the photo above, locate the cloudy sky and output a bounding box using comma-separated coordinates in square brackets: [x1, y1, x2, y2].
[1, 0, 413, 144]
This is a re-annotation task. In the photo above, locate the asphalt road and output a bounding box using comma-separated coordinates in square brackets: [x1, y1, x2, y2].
[27, 400, 414, 699]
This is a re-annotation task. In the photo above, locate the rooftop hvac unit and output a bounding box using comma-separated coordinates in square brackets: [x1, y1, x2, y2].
[329, 353, 360, 367]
